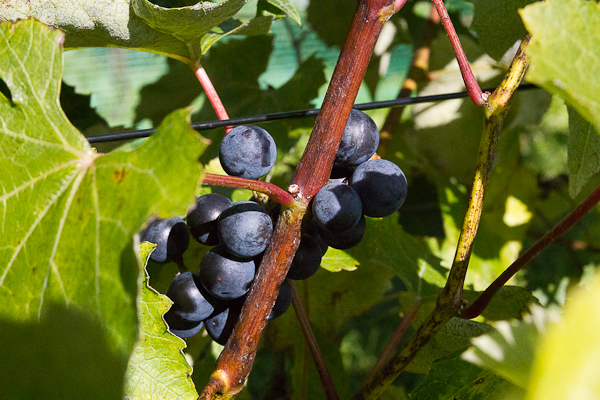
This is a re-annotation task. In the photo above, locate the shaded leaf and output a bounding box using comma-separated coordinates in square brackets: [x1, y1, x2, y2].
[0, 17, 206, 369]
[567, 106, 600, 198]
[124, 241, 197, 399]
[410, 355, 523, 399]
[408, 318, 493, 374]
[463, 286, 540, 322]
[471, 0, 536, 61]
[520, 0, 600, 134]
[259, 0, 302, 26]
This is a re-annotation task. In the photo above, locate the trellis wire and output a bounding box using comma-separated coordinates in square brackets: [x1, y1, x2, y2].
[87, 84, 537, 144]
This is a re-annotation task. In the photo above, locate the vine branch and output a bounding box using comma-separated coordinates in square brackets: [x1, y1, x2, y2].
[201, 1, 396, 397]
[431, 0, 485, 106]
[202, 173, 295, 207]
[194, 65, 233, 134]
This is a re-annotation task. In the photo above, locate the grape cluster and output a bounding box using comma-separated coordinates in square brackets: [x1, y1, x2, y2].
[140, 112, 407, 344]
[140, 125, 294, 343]
[310, 109, 407, 250]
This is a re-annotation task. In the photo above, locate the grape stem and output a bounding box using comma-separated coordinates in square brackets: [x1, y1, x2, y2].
[202, 173, 295, 207]
[461, 183, 600, 319]
[194, 65, 233, 134]
[431, 0, 485, 106]
[290, 280, 340, 400]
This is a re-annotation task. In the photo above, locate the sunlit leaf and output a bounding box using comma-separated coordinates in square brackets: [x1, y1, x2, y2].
[124, 241, 198, 399]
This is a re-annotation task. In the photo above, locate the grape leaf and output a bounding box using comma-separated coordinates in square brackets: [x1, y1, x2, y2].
[261, 0, 302, 26]
[124, 241, 197, 399]
[525, 273, 600, 400]
[410, 355, 523, 399]
[520, 0, 600, 135]
[407, 318, 493, 374]
[338, 218, 447, 299]
[567, 106, 600, 198]
[0, 0, 276, 63]
[471, 0, 536, 61]
[0, 17, 206, 368]
[462, 305, 559, 389]
[462, 286, 540, 322]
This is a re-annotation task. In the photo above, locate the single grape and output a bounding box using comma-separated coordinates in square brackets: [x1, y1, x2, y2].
[219, 125, 277, 179]
[218, 201, 273, 258]
[312, 182, 362, 233]
[204, 298, 245, 345]
[286, 235, 322, 280]
[335, 109, 380, 167]
[186, 193, 232, 246]
[164, 310, 204, 339]
[319, 215, 366, 250]
[305, 218, 329, 256]
[140, 217, 190, 263]
[349, 159, 407, 217]
[268, 279, 292, 320]
[199, 246, 256, 300]
[166, 271, 220, 322]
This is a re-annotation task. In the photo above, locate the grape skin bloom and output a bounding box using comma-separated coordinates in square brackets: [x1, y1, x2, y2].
[219, 125, 277, 179]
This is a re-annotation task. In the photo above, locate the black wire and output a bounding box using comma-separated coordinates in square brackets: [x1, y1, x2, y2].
[87, 83, 538, 144]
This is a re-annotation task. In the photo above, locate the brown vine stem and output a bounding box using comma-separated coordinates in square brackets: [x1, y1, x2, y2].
[353, 37, 531, 400]
[194, 65, 233, 134]
[290, 280, 340, 400]
[378, 4, 439, 158]
[202, 173, 295, 207]
[201, 1, 396, 397]
[462, 183, 600, 319]
[431, 0, 484, 106]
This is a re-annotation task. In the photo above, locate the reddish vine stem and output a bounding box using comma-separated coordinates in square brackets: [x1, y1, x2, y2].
[201, 1, 396, 397]
[431, 0, 484, 106]
[290, 280, 340, 400]
[202, 173, 295, 207]
[194, 66, 233, 133]
[461, 184, 600, 319]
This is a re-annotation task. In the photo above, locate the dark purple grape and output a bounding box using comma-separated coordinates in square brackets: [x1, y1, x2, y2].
[164, 310, 204, 339]
[319, 215, 366, 250]
[199, 246, 255, 300]
[218, 201, 273, 258]
[312, 182, 362, 232]
[349, 159, 407, 217]
[204, 298, 244, 345]
[286, 235, 322, 280]
[219, 125, 277, 179]
[268, 279, 292, 320]
[305, 218, 329, 256]
[166, 272, 219, 322]
[140, 217, 190, 263]
[186, 193, 232, 245]
[335, 109, 380, 167]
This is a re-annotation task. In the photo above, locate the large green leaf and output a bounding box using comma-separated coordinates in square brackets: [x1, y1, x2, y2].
[567, 106, 600, 198]
[525, 272, 600, 400]
[0, 0, 276, 63]
[471, 0, 537, 61]
[462, 305, 559, 389]
[124, 241, 197, 399]
[0, 17, 206, 389]
[520, 0, 600, 135]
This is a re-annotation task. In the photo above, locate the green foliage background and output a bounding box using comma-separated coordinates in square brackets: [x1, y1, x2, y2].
[1, 0, 600, 399]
